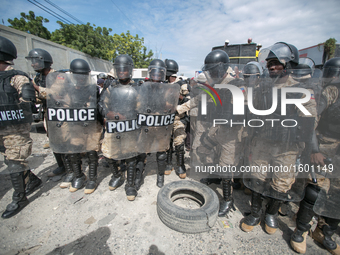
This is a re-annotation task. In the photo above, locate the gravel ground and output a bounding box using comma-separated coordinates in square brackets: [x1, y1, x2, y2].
[0, 122, 337, 255]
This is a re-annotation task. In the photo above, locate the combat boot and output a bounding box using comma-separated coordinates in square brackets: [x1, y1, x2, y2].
[218, 179, 235, 217]
[164, 145, 173, 175]
[156, 152, 167, 188]
[84, 151, 98, 194]
[47, 153, 66, 177]
[60, 154, 75, 188]
[2, 171, 29, 219]
[25, 170, 42, 196]
[107, 158, 125, 190]
[175, 144, 186, 179]
[125, 159, 137, 201]
[69, 154, 86, 192]
[135, 154, 146, 191]
[312, 219, 340, 255]
[241, 191, 262, 232]
[264, 198, 282, 234]
[290, 200, 315, 254]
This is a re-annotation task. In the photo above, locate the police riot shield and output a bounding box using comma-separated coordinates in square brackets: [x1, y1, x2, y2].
[313, 156, 340, 219]
[46, 72, 102, 154]
[190, 69, 246, 180]
[243, 72, 317, 202]
[136, 81, 179, 154]
[100, 84, 140, 160]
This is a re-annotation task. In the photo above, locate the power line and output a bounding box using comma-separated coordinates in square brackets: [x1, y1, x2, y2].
[31, 0, 74, 24]
[27, 0, 73, 25]
[44, 0, 85, 24]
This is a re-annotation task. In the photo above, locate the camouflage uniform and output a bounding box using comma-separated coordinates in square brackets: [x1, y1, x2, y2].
[0, 66, 32, 163]
[1, 65, 41, 219]
[173, 81, 190, 146]
[248, 76, 318, 193]
[290, 84, 340, 254]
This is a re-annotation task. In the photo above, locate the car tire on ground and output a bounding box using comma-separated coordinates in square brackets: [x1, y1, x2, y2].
[157, 180, 219, 234]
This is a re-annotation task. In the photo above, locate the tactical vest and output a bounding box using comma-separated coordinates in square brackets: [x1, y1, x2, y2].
[34, 73, 46, 88]
[0, 70, 33, 126]
[318, 86, 340, 139]
[0, 70, 29, 105]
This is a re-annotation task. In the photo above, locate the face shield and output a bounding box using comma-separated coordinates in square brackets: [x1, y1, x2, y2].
[242, 64, 260, 86]
[148, 66, 166, 82]
[114, 64, 133, 80]
[202, 62, 228, 85]
[72, 73, 90, 89]
[259, 43, 296, 70]
[25, 56, 45, 71]
[322, 66, 340, 86]
[291, 58, 315, 79]
[259, 47, 289, 79]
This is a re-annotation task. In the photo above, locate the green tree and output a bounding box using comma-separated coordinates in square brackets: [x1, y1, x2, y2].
[52, 22, 153, 67]
[324, 38, 337, 61]
[108, 31, 153, 68]
[51, 22, 113, 59]
[8, 11, 153, 67]
[8, 11, 51, 40]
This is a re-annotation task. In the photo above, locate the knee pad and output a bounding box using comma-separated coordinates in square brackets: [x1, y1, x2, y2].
[87, 151, 98, 162]
[126, 158, 137, 168]
[156, 152, 167, 161]
[304, 184, 320, 205]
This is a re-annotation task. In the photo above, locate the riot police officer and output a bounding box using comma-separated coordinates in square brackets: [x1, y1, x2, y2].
[164, 59, 188, 179]
[0, 36, 41, 218]
[25, 48, 67, 178]
[290, 57, 340, 254]
[241, 42, 317, 235]
[70, 59, 101, 194]
[99, 54, 141, 200]
[141, 59, 179, 187]
[196, 50, 245, 217]
[46, 59, 102, 194]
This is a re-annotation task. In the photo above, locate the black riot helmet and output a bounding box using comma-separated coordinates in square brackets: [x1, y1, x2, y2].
[243, 61, 263, 86]
[25, 48, 53, 72]
[69, 59, 91, 74]
[0, 36, 17, 65]
[113, 54, 134, 82]
[165, 59, 179, 76]
[148, 59, 166, 82]
[243, 61, 263, 76]
[264, 42, 299, 70]
[98, 72, 108, 80]
[202, 49, 230, 85]
[322, 57, 340, 86]
[291, 57, 315, 80]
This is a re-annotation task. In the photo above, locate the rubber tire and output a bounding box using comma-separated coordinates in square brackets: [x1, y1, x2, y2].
[157, 180, 219, 234]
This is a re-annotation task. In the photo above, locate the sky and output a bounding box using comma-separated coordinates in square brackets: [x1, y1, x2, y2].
[1, 0, 340, 77]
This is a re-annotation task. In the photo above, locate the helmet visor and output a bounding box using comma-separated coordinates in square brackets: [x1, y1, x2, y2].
[322, 66, 340, 85]
[148, 66, 166, 82]
[259, 44, 295, 68]
[114, 64, 133, 80]
[202, 62, 228, 85]
[25, 56, 45, 71]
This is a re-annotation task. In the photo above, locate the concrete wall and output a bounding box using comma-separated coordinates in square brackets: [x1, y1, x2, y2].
[0, 25, 113, 77]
